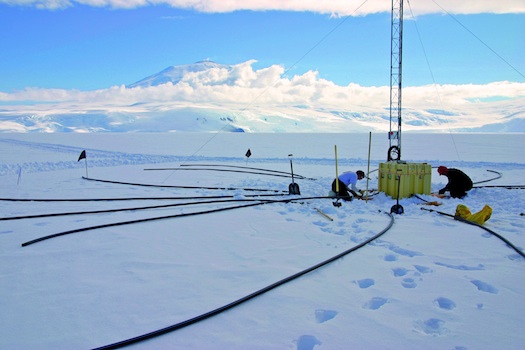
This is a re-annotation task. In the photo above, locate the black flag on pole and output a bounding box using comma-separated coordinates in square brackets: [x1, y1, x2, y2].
[78, 150, 86, 162]
[245, 149, 251, 158]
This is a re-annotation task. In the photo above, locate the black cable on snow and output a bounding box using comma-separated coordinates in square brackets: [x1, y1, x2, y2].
[473, 185, 525, 189]
[176, 164, 316, 180]
[92, 211, 394, 350]
[0, 193, 287, 203]
[420, 207, 525, 259]
[20, 196, 329, 247]
[412, 194, 437, 203]
[472, 170, 502, 185]
[1, 197, 289, 221]
[145, 167, 312, 180]
[82, 176, 287, 193]
[181, 163, 295, 173]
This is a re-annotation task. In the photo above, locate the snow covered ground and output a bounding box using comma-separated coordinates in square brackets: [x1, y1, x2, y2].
[0, 132, 524, 350]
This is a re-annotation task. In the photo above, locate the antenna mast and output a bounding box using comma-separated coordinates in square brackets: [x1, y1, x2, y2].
[388, 0, 403, 161]
[379, 1, 432, 202]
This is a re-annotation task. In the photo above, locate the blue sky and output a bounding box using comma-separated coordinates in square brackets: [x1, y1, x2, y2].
[1, 0, 524, 92]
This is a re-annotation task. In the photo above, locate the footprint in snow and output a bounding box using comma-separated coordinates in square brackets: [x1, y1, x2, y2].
[401, 278, 417, 288]
[384, 254, 398, 262]
[392, 267, 409, 277]
[362, 297, 389, 310]
[351, 222, 365, 233]
[296, 335, 321, 350]
[414, 265, 433, 274]
[375, 240, 423, 258]
[315, 309, 338, 323]
[434, 297, 456, 310]
[510, 221, 524, 229]
[312, 220, 329, 228]
[354, 278, 375, 288]
[414, 318, 447, 335]
[435, 262, 485, 271]
[390, 245, 423, 258]
[471, 279, 499, 294]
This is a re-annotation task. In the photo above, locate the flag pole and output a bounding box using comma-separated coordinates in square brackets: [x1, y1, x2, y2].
[78, 150, 88, 178]
[245, 148, 251, 166]
[17, 166, 22, 186]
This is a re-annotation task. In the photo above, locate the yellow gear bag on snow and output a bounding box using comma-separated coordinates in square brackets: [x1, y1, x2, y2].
[455, 204, 492, 225]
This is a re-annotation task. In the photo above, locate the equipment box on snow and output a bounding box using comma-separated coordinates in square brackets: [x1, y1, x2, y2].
[378, 162, 431, 199]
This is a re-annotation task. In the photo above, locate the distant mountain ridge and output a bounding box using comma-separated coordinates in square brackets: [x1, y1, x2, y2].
[127, 61, 230, 88]
[0, 61, 523, 133]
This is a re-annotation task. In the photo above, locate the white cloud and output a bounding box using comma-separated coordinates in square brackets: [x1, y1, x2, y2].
[2, 0, 525, 15]
[1, 61, 524, 132]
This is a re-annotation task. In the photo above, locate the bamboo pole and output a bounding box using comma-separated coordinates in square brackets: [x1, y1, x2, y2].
[366, 132, 372, 203]
[334, 145, 339, 193]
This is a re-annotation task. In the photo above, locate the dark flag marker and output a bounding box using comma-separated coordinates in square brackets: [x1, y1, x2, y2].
[78, 150, 86, 162]
[245, 149, 251, 158]
[78, 150, 88, 178]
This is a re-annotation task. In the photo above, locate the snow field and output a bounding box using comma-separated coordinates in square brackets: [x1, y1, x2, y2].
[0, 133, 524, 349]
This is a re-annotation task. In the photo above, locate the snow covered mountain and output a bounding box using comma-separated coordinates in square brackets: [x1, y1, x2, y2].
[127, 61, 231, 88]
[0, 60, 523, 133]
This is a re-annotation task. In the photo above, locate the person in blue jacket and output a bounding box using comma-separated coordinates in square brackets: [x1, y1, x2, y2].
[332, 170, 366, 200]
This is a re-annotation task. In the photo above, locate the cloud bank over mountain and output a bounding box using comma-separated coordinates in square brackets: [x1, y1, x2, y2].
[1, 60, 524, 133]
[3, 0, 525, 15]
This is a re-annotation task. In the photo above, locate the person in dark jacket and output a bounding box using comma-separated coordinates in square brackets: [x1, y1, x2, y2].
[437, 166, 473, 198]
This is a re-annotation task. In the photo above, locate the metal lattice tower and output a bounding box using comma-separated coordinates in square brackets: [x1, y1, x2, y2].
[388, 0, 403, 161]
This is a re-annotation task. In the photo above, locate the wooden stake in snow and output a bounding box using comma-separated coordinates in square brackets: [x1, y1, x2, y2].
[366, 132, 372, 203]
[315, 208, 334, 221]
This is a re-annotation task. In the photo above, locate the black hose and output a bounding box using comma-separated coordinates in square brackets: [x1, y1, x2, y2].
[472, 170, 502, 185]
[473, 185, 525, 189]
[20, 197, 329, 247]
[1, 197, 286, 221]
[420, 207, 525, 259]
[92, 211, 394, 350]
[147, 164, 316, 180]
[0, 193, 287, 202]
[82, 176, 286, 193]
[180, 163, 308, 177]
[146, 167, 304, 179]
